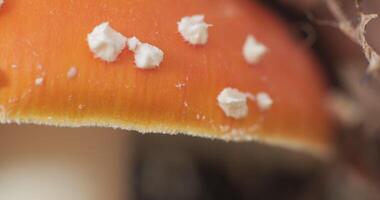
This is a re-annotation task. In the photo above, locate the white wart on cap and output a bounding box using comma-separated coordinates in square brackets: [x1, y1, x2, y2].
[178, 15, 211, 45]
[87, 22, 127, 62]
[67, 66, 78, 79]
[256, 92, 273, 111]
[34, 77, 44, 86]
[243, 35, 268, 64]
[217, 88, 249, 119]
[0, 0, 4, 8]
[127, 37, 164, 69]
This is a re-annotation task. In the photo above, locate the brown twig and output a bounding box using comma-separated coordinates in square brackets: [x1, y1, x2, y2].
[325, 0, 380, 75]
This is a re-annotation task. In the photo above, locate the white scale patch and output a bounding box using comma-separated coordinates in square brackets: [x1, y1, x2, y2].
[87, 22, 127, 62]
[243, 35, 268, 64]
[127, 37, 164, 69]
[178, 15, 211, 45]
[217, 88, 249, 119]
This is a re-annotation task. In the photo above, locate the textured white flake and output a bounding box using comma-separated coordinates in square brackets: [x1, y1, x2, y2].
[217, 88, 249, 119]
[178, 15, 211, 45]
[256, 92, 273, 111]
[87, 22, 127, 62]
[243, 35, 268, 64]
[127, 37, 164, 69]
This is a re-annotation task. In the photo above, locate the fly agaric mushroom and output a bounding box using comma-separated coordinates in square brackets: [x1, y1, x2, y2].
[0, 0, 333, 155]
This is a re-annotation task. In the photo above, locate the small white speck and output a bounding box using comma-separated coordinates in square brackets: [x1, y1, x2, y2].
[256, 92, 273, 111]
[8, 97, 17, 104]
[11, 64, 17, 69]
[87, 22, 127, 62]
[196, 114, 206, 120]
[243, 35, 268, 64]
[217, 88, 249, 119]
[78, 104, 85, 110]
[127, 36, 164, 69]
[184, 101, 189, 108]
[175, 82, 186, 89]
[37, 63, 43, 70]
[219, 125, 230, 132]
[0, 0, 4, 8]
[34, 77, 44, 86]
[67, 66, 78, 79]
[178, 15, 211, 45]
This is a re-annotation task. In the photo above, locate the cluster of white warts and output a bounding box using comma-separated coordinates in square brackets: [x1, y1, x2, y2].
[2, 9, 272, 119]
[86, 15, 272, 119]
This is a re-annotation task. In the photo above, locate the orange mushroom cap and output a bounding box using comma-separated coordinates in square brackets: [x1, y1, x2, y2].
[0, 0, 333, 155]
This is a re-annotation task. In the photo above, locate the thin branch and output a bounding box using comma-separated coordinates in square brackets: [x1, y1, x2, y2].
[324, 0, 380, 75]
